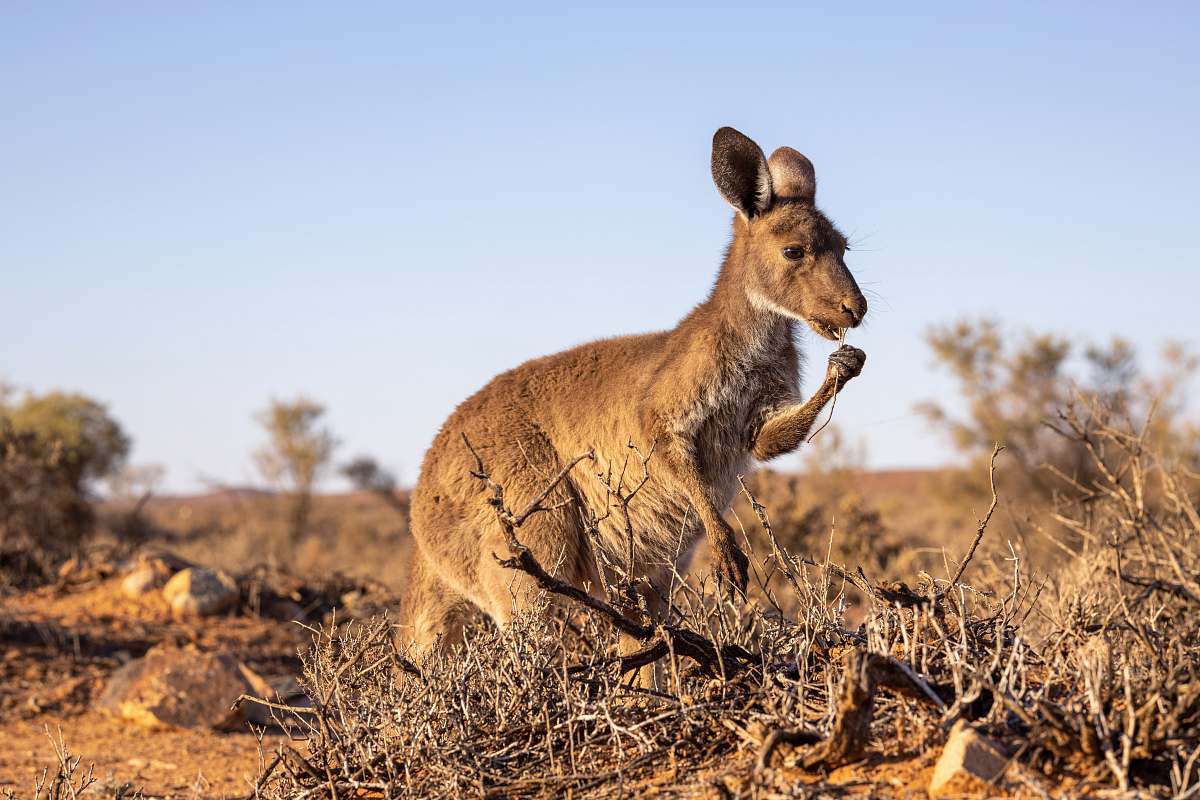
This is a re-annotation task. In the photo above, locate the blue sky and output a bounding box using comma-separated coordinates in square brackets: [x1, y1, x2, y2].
[3, 2, 1198, 492]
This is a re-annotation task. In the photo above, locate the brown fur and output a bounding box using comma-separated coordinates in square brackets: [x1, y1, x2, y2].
[405, 128, 868, 655]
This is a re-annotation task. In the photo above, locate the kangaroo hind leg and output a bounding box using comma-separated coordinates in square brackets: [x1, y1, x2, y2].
[402, 545, 477, 657]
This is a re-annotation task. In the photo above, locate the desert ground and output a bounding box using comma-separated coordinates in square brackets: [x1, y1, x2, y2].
[3, 330, 1199, 799]
[2, 471, 965, 798]
[4, 425, 1197, 799]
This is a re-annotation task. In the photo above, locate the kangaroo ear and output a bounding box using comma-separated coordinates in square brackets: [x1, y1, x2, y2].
[711, 127, 772, 218]
[767, 147, 816, 203]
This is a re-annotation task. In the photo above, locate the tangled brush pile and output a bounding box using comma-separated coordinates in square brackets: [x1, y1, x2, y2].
[254, 397, 1200, 799]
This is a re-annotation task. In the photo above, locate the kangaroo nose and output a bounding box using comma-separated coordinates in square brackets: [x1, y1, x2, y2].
[840, 296, 867, 326]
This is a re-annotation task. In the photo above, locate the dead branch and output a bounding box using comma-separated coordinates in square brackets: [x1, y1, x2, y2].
[464, 434, 757, 679]
[949, 443, 1004, 589]
[756, 728, 822, 770]
[801, 648, 877, 769]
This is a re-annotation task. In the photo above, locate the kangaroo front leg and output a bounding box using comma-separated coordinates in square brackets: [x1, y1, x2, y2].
[657, 439, 750, 596]
[753, 345, 866, 461]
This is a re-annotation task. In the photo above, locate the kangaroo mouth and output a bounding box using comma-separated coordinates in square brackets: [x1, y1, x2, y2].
[807, 319, 843, 341]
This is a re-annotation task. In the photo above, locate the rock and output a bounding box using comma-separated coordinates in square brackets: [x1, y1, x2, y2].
[120, 558, 173, 598]
[162, 567, 238, 618]
[929, 720, 1012, 798]
[258, 595, 307, 622]
[96, 645, 253, 731]
[237, 662, 274, 700]
[236, 662, 278, 727]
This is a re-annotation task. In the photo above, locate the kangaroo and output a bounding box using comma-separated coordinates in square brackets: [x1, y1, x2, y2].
[405, 127, 868, 654]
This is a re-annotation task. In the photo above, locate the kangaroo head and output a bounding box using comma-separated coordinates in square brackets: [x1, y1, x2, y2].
[711, 127, 867, 340]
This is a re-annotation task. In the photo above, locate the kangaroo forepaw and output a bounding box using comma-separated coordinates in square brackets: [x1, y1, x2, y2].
[715, 545, 750, 599]
[827, 345, 866, 383]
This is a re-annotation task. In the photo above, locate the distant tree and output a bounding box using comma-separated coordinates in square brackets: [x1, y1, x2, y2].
[341, 455, 408, 516]
[1, 390, 131, 489]
[342, 456, 396, 494]
[254, 397, 338, 543]
[106, 463, 167, 501]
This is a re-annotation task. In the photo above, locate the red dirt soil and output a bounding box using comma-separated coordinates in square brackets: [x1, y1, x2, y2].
[1, 578, 299, 799]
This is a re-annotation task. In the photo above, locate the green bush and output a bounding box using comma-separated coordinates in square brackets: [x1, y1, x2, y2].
[0, 388, 129, 588]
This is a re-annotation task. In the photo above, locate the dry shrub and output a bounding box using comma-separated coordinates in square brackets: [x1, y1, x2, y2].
[736, 469, 907, 578]
[250, 395, 1198, 799]
[731, 429, 941, 613]
[1020, 394, 1200, 793]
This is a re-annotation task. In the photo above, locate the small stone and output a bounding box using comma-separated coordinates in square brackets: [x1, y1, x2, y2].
[162, 568, 238, 618]
[237, 662, 275, 701]
[96, 645, 253, 731]
[929, 720, 1011, 798]
[258, 596, 307, 622]
[121, 558, 172, 598]
[236, 663, 287, 727]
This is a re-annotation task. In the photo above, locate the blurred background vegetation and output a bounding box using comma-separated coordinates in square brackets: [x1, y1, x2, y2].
[2, 317, 1196, 599]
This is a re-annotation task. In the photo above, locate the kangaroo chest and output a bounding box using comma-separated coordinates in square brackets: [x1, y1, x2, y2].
[687, 364, 780, 504]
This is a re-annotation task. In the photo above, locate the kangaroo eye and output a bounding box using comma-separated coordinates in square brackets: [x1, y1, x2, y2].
[782, 247, 805, 261]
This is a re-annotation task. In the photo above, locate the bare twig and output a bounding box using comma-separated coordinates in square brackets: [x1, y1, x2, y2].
[948, 444, 1004, 589]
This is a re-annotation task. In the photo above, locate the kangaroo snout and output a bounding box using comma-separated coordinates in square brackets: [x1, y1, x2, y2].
[840, 294, 867, 327]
